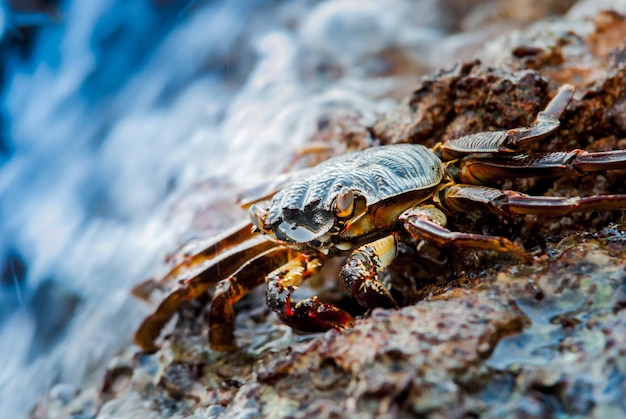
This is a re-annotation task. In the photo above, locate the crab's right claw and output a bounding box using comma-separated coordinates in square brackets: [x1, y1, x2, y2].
[278, 296, 355, 332]
[313, 304, 355, 331]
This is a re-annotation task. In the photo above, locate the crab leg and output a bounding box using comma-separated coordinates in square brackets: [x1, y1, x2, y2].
[340, 234, 400, 310]
[442, 184, 626, 217]
[402, 205, 530, 262]
[266, 254, 354, 333]
[132, 221, 260, 300]
[455, 149, 626, 185]
[134, 232, 277, 353]
[208, 246, 292, 352]
[438, 84, 574, 159]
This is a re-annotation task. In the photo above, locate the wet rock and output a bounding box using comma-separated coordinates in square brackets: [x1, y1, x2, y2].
[34, 3, 626, 418]
[373, 61, 549, 146]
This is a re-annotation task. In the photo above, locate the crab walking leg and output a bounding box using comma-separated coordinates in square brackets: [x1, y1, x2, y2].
[402, 205, 530, 262]
[208, 247, 291, 352]
[132, 221, 259, 300]
[266, 254, 355, 332]
[438, 84, 574, 159]
[134, 235, 277, 353]
[442, 184, 626, 217]
[339, 235, 400, 310]
[456, 149, 626, 185]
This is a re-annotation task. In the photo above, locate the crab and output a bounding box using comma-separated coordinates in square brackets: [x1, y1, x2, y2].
[133, 84, 626, 353]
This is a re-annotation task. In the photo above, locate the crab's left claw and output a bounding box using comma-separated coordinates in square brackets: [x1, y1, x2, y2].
[279, 296, 355, 332]
[265, 255, 355, 333]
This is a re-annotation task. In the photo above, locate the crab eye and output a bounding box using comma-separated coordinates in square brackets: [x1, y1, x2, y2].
[334, 186, 354, 218]
[249, 204, 270, 233]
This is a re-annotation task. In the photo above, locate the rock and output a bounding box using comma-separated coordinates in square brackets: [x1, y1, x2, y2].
[31, 3, 626, 418]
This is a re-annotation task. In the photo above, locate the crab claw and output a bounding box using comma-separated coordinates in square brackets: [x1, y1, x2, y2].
[278, 296, 354, 332]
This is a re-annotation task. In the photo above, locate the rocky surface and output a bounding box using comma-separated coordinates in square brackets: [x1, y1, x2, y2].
[31, 2, 626, 418]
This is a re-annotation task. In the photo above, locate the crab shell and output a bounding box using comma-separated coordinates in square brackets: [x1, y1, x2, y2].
[250, 144, 445, 253]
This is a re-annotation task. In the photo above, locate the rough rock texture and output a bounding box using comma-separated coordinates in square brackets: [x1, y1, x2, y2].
[32, 3, 626, 418]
